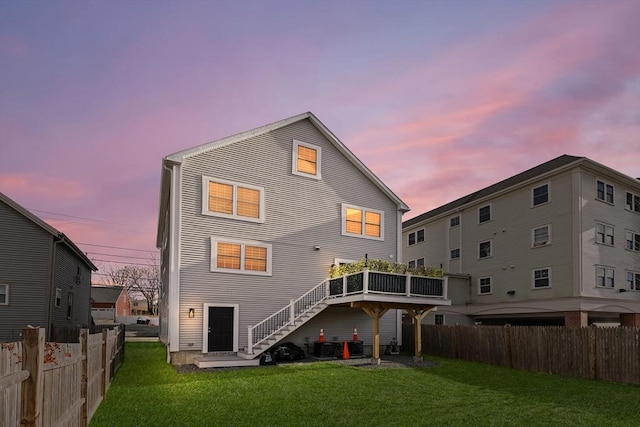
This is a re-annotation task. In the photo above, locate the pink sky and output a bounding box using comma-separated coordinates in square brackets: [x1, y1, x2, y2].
[1, 0, 638, 281]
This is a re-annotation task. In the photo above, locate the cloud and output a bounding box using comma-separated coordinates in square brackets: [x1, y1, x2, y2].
[0, 173, 88, 203]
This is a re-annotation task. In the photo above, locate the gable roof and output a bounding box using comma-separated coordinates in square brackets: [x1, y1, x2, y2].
[0, 192, 97, 271]
[403, 155, 586, 228]
[91, 285, 125, 304]
[157, 112, 409, 246]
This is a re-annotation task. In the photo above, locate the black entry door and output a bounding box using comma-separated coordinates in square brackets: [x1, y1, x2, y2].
[208, 306, 234, 352]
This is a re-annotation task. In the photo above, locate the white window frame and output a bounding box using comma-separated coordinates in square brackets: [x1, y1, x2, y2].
[532, 267, 551, 289]
[407, 260, 416, 269]
[595, 222, 614, 246]
[416, 229, 425, 243]
[532, 183, 550, 207]
[408, 232, 416, 246]
[532, 224, 551, 248]
[478, 276, 492, 295]
[625, 230, 640, 252]
[292, 139, 322, 180]
[341, 203, 384, 241]
[596, 265, 615, 288]
[210, 237, 272, 276]
[450, 248, 460, 260]
[450, 215, 460, 228]
[626, 271, 640, 291]
[201, 176, 265, 223]
[0, 284, 8, 305]
[55, 288, 62, 308]
[626, 191, 640, 213]
[596, 179, 614, 204]
[416, 258, 425, 268]
[434, 314, 445, 325]
[478, 204, 492, 224]
[478, 239, 492, 259]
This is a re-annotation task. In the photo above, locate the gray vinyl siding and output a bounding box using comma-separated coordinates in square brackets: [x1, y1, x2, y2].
[0, 201, 52, 341]
[50, 244, 92, 329]
[177, 119, 400, 351]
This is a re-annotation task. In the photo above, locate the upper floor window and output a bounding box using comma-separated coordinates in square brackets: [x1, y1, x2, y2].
[532, 267, 551, 289]
[596, 180, 614, 204]
[479, 240, 492, 259]
[626, 191, 640, 213]
[532, 184, 549, 206]
[596, 266, 615, 288]
[408, 229, 425, 245]
[626, 271, 640, 291]
[450, 216, 460, 227]
[595, 222, 614, 246]
[0, 284, 8, 305]
[416, 258, 425, 268]
[211, 237, 272, 276]
[341, 204, 384, 240]
[626, 230, 640, 252]
[478, 205, 491, 224]
[292, 140, 321, 179]
[407, 260, 416, 269]
[67, 293, 73, 319]
[450, 248, 460, 260]
[202, 176, 265, 223]
[55, 288, 62, 307]
[532, 224, 551, 247]
[478, 277, 492, 295]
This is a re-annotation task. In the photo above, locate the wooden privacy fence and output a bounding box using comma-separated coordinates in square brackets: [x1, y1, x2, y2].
[402, 324, 639, 385]
[0, 326, 124, 427]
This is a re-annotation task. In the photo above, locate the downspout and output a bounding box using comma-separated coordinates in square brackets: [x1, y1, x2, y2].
[46, 233, 64, 340]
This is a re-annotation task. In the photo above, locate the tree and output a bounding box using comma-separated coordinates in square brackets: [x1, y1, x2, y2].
[105, 257, 160, 316]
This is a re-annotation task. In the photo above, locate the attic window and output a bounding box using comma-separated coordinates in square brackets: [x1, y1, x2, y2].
[292, 140, 321, 179]
[202, 176, 265, 223]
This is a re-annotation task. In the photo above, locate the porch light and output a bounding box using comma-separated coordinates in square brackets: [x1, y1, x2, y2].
[188, 308, 195, 318]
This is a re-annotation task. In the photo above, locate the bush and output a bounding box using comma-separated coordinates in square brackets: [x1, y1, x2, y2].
[329, 259, 443, 279]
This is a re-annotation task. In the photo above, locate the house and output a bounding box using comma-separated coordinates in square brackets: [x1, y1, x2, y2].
[0, 192, 97, 341]
[91, 285, 130, 323]
[156, 112, 450, 366]
[403, 155, 640, 327]
[131, 298, 150, 315]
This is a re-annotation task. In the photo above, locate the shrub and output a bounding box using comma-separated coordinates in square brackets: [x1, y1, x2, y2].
[329, 259, 443, 278]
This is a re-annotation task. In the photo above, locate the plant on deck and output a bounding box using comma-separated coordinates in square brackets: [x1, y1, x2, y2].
[329, 259, 443, 279]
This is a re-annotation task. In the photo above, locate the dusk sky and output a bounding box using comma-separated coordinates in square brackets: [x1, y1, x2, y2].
[1, 0, 639, 280]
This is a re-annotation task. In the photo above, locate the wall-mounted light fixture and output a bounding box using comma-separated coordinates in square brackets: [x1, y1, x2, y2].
[506, 290, 515, 296]
[314, 245, 320, 251]
[188, 308, 195, 318]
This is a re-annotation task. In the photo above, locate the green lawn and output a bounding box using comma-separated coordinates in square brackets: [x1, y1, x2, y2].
[90, 342, 639, 427]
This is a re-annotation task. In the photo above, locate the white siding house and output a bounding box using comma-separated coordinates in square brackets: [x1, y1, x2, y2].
[157, 112, 437, 366]
[403, 155, 640, 327]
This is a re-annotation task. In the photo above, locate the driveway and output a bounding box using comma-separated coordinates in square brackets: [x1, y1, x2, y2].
[125, 323, 159, 338]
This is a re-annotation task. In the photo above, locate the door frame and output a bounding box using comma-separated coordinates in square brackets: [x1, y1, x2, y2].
[202, 303, 239, 354]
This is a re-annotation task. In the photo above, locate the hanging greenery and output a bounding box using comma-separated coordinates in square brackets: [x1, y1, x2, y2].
[329, 259, 444, 279]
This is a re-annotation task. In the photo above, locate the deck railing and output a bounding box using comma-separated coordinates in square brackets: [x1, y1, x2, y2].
[327, 269, 446, 299]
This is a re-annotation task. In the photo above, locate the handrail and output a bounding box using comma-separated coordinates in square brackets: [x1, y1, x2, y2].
[247, 279, 328, 353]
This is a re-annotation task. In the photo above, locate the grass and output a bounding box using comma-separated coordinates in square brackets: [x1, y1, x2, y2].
[90, 342, 639, 427]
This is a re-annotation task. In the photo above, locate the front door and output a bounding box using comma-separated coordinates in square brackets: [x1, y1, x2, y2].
[208, 306, 234, 352]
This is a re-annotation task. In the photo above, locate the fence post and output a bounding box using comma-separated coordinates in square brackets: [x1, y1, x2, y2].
[102, 329, 108, 396]
[589, 325, 597, 380]
[21, 327, 44, 427]
[503, 325, 513, 368]
[80, 329, 89, 427]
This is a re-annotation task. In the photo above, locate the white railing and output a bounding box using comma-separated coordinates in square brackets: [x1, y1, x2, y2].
[247, 280, 328, 354]
[327, 269, 446, 299]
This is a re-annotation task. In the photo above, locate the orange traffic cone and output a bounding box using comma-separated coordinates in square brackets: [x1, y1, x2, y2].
[353, 327, 358, 341]
[342, 340, 350, 359]
[319, 328, 325, 342]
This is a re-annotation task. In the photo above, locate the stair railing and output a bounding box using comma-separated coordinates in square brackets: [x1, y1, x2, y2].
[247, 279, 328, 354]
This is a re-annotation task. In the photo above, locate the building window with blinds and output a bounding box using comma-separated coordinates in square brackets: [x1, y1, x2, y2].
[211, 237, 272, 276]
[341, 204, 384, 241]
[202, 176, 265, 223]
[292, 139, 322, 179]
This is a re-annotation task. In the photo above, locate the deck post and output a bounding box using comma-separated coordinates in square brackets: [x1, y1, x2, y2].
[443, 276, 448, 299]
[356, 304, 389, 365]
[290, 300, 295, 325]
[405, 307, 434, 362]
[406, 274, 411, 297]
[363, 268, 369, 294]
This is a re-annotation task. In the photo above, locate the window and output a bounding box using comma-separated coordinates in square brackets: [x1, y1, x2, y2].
[450, 216, 460, 227]
[532, 184, 549, 206]
[202, 176, 265, 223]
[596, 180, 614, 204]
[416, 258, 425, 268]
[595, 222, 614, 246]
[478, 205, 491, 224]
[479, 240, 492, 259]
[478, 277, 492, 295]
[532, 225, 551, 247]
[0, 284, 8, 305]
[626, 191, 640, 213]
[596, 266, 615, 288]
[408, 260, 416, 269]
[434, 314, 444, 325]
[292, 140, 321, 179]
[211, 237, 272, 276]
[532, 268, 551, 288]
[55, 288, 62, 307]
[626, 271, 640, 291]
[450, 248, 460, 260]
[625, 230, 640, 252]
[408, 229, 424, 245]
[67, 293, 73, 319]
[341, 204, 384, 240]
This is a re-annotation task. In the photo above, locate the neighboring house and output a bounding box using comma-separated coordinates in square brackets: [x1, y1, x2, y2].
[0, 192, 97, 341]
[131, 298, 150, 315]
[157, 112, 448, 366]
[91, 285, 130, 323]
[403, 155, 640, 327]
